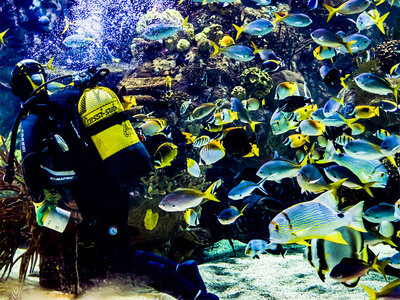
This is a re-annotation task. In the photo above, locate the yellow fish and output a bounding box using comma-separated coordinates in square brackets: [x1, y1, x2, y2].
[144, 209, 159, 230]
[353, 105, 380, 119]
[122, 95, 137, 110]
[351, 123, 365, 135]
[154, 142, 178, 169]
[283, 134, 310, 148]
[61, 18, 75, 34]
[243, 143, 259, 157]
[219, 35, 235, 48]
[0, 28, 9, 47]
[165, 76, 173, 98]
[184, 209, 200, 226]
[182, 132, 196, 144]
[293, 104, 318, 121]
[199, 139, 225, 165]
[187, 158, 201, 177]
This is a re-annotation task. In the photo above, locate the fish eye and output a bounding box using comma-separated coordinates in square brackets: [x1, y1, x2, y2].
[380, 172, 385, 177]
[172, 204, 176, 207]
[337, 213, 344, 218]
[275, 121, 280, 125]
[275, 224, 280, 231]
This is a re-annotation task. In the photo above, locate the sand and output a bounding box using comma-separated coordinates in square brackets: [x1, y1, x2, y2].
[0, 242, 397, 299]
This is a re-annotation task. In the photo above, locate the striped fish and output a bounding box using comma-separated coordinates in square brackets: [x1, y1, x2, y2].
[323, 140, 388, 188]
[335, 134, 354, 146]
[199, 139, 225, 165]
[269, 191, 366, 246]
[193, 135, 211, 148]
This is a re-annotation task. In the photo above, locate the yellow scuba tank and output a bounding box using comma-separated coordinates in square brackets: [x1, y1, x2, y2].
[78, 86, 143, 184]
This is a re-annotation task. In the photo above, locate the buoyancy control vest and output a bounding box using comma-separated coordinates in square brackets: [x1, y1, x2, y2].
[77, 86, 145, 186]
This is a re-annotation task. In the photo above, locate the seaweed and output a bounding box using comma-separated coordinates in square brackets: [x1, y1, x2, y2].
[0, 135, 39, 282]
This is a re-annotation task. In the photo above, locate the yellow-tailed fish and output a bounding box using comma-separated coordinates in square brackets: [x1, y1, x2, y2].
[218, 204, 249, 225]
[144, 209, 159, 230]
[256, 153, 309, 181]
[199, 139, 225, 165]
[297, 164, 347, 195]
[165, 76, 173, 98]
[232, 19, 274, 40]
[141, 118, 167, 136]
[219, 35, 235, 47]
[343, 139, 385, 160]
[283, 134, 310, 148]
[159, 180, 221, 212]
[293, 104, 318, 121]
[154, 142, 178, 169]
[270, 107, 298, 135]
[365, 10, 390, 34]
[61, 18, 75, 34]
[321, 140, 388, 188]
[221, 108, 238, 123]
[323, 0, 371, 22]
[311, 29, 356, 55]
[228, 179, 267, 200]
[324, 165, 375, 197]
[272, 12, 312, 27]
[361, 279, 400, 300]
[330, 247, 388, 283]
[188, 103, 217, 121]
[187, 158, 201, 177]
[0, 28, 9, 47]
[231, 97, 260, 131]
[311, 109, 358, 130]
[269, 191, 366, 246]
[210, 41, 255, 62]
[184, 209, 200, 226]
[355, 73, 400, 102]
[182, 132, 196, 144]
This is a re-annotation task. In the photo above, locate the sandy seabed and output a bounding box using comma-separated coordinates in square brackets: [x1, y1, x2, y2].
[0, 240, 397, 300]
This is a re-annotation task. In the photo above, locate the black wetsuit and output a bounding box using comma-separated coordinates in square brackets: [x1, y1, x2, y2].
[20, 88, 218, 300]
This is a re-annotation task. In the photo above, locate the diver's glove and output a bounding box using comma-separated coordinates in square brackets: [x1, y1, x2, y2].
[33, 200, 56, 227]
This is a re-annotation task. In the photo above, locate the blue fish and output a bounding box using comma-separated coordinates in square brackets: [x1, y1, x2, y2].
[308, 0, 319, 9]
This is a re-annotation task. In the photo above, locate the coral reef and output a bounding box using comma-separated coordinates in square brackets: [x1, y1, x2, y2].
[375, 40, 400, 73]
[231, 86, 247, 100]
[240, 67, 273, 99]
[177, 39, 191, 52]
[194, 24, 224, 53]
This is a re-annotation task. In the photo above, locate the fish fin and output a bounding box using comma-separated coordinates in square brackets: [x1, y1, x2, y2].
[390, 64, 399, 75]
[322, 140, 336, 163]
[344, 201, 367, 232]
[210, 41, 220, 58]
[305, 135, 310, 143]
[320, 230, 348, 244]
[329, 178, 346, 201]
[376, 12, 390, 34]
[204, 180, 221, 202]
[344, 40, 356, 55]
[296, 240, 311, 246]
[272, 12, 285, 24]
[299, 154, 308, 167]
[240, 203, 250, 215]
[323, 4, 338, 22]
[251, 41, 259, 54]
[249, 121, 261, 132]
[183, 16, 189, 28]
[341, 277, 361, 288]
[340, 74, 350, 89]
[394, 82, 400, 103]
[387, 156, 397, 167]
[313, 191, 338, 210]
[361, 285, 378, 300]
[371, 256, 389, 280]
[178, 0, 184, 4]
[232, 24, 244, 40]
[361, 181, 375, 197]
[375, 106, 380, 117]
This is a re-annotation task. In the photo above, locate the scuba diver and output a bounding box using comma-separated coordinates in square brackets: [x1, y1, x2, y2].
[7, 59, 218, 300]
